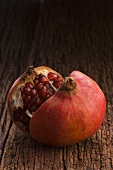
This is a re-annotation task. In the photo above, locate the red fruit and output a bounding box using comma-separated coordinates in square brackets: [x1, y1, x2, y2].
[53, 81, 62, 89]
[48, 72, 58, 81]
[30, 89, 37, 98]
[7, 66, 106, 146]
[39, 76, 48, 85]
[25, 82, 34, 89]
[35, 83, 43, 91]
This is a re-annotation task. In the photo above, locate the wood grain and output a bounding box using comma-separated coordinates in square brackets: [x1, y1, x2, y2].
[0, 0, 113, 169]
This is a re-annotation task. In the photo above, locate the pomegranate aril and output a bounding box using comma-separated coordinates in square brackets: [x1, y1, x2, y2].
[13, 107, 23, 121]
[35, 98, 43, 109]
[53, 81, 62, 88]
[25, 82, 34, 89]
[30, 89, 37, 98]
[48, 72, 58, 81]
[23, 95, 31, 104]
[47, 89, 54, 96]
[42, 86, 47, 91]
[29, 95, 38, 106]
[23, 104, 28, 110]
[35, 83, 43, 91]
[45, 83, 50, 88]
[39, 77, 48, 85]
[36, 98, 42, 106]
[20, 86, 25, 93]
[46, 94, 51, 100]
[24, 87, 31, 96]
[21, 93, 26, 100]
[13, 107, 30, 125]
[30, 105, 38, 112]
[39, 73, 44, 78]
[39, 89, 47, 100]
[20, 72, 57, 115]
[54, 76, 62, 82]
[33, 79, 39, 85]
[35, 75, 39, 80]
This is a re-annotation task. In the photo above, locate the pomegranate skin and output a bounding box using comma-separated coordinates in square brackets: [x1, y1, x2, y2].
[30, 71, 106, 146]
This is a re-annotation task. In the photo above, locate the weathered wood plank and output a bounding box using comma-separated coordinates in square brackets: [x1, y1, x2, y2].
[0, 0, 113, 169]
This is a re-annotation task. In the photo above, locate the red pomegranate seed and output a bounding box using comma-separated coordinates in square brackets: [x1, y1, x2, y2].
[35, 75, 39, 80]
[21, 93, 26, 100]
[46, 94, 51, 100]
[41, 89, 47, 96]
[53, 81, 62, 88]
[33, 79, 39, 85]
[39, 77, 48, 85]
[39, 88, 47, 100]
[35, 83, 43, 91]
[13, 107, 24, 121]
[23, 95, 31, 104]
[13, 107, 30, 125]
[27, 104, 31, 110]
[25, 82, 34, 89]
[36, 98, 42, 106]
[48, 72, 58, 81]
[20, 86, 25, 93]
[54, 76, 62, 82]
[47, 89, 54, 96]
[30, 105, 38, 112]
[30, 89, 37, 98]
[20, 72, 57, 115]
[39, 73, 43, 78]
[29, 95, 38, 106]
[42, 86, 47, 91]
[23, 104, 28, 110]
[24, 87, 31, 96]
[45, 83, 50, 89]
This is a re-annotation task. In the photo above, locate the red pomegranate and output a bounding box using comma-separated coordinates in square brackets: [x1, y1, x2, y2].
[7, 66, 106, 146]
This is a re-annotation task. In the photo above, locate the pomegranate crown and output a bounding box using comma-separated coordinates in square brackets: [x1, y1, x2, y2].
[60, 77, 77, 95]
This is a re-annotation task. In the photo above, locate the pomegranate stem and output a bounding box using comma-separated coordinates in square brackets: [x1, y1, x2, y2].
[60, 77, 77, 95]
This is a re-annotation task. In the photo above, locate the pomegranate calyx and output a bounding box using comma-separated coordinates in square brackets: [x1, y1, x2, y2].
[26, 65, 34, 75]
[60, 77, 77, 95]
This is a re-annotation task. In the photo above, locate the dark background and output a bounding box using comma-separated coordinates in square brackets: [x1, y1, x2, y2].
[0, 0, 113, 169]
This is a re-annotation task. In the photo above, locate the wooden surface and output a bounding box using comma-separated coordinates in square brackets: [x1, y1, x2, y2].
[0, 0, 113, 169]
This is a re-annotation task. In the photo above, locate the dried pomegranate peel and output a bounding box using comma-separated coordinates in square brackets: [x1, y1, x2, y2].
[7, 66, 106, 146]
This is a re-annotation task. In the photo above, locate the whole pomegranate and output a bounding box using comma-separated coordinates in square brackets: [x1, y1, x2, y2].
[7, 66, 106, 146]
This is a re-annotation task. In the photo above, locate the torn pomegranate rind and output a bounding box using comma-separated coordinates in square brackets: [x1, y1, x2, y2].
[7, 66, 64, 134]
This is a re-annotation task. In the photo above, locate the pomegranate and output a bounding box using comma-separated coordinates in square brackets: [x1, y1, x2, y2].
[7, 66, 106, 146]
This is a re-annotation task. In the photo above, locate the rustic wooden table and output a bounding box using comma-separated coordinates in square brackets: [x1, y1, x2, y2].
[0, 0, 113, 169]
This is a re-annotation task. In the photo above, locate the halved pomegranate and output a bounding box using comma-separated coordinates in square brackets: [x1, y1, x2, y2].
[7, 66, 106, 146]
